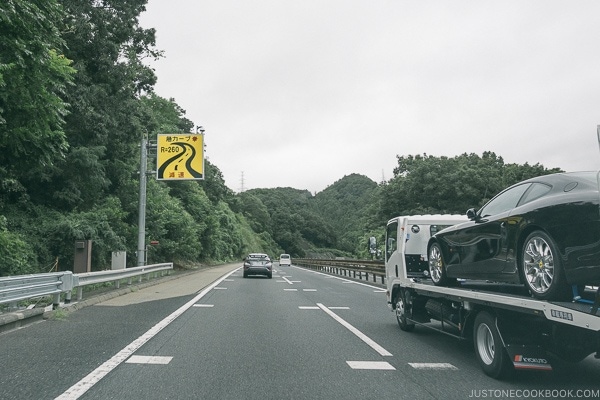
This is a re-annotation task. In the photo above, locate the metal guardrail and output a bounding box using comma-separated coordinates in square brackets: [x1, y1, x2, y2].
[0, 263, 173, 310]
[293, 258, 386, 285]
[0, 272, 74, 309]
[71, 263, 172, 301]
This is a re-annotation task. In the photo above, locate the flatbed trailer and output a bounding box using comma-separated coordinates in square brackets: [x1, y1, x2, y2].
[384, 215, 600, 379]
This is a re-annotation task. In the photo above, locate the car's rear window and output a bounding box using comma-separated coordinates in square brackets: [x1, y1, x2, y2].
[248, 255, 269, 261]
[280, 254, 290, 259]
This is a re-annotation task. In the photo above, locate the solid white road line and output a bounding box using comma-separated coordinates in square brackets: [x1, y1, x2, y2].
[55, 267, 241, 400]
[408, 363, 458, 370]
[193, 304, 214, 308]
[316, 303, 392, 357]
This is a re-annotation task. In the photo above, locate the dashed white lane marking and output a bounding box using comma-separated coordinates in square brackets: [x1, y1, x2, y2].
[409, 363, 458, 370]
[224, 279, 234, 282]
[213, 287, 227, 290]
[126, 356, 173, 365]
[302, 289, 317, 292]
[329, 307, 349, 310]
[55, 267, 240, 400]
[284, 289, 298, 291]
[193, 304, 214, 308]
[281, 276, 301, 284]
[316, 303, 392, 357]
[347, 361, 395, 370]
[299, 306, 320, 310]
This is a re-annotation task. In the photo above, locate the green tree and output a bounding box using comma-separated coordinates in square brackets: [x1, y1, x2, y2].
[0, 216, 38, 276]
[141, 94, 194, 134]
[380, 152, 562, 221]
[312, 174, 378, 253]
[0, 0, 75, 199]
[30, 0, 160, 210]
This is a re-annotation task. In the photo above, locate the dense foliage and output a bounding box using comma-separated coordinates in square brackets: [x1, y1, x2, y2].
[0, 1, 563, 276]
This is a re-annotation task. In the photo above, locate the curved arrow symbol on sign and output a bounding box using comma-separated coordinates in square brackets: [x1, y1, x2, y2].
[157, 142, 203, 179]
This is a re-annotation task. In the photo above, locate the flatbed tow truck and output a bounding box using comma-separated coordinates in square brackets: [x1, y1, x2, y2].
[385, 215, 600, 379]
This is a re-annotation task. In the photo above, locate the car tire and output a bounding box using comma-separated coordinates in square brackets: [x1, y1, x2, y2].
[428, 242, 455, 286]
[521, 231, 569, 300]
[473, 311, 513, 379]
[395, 291, 415, 332]
[243, 272, 248, 278]
[268, 273, 272, 279]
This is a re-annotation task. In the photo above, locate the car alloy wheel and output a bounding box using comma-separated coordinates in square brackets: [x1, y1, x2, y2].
[428, 243, 443, 283]
[428, 242, 454, 286]
[521, 231, 570, 300]
[523, 235, 554, 294]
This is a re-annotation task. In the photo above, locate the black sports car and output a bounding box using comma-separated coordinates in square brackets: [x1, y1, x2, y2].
[427, 171, 600, 300]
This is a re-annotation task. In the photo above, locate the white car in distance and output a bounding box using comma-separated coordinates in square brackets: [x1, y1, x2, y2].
[279, 254, 291, 267]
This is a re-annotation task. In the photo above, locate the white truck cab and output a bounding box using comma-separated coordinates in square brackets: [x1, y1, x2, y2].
[385, 214, 467, 286]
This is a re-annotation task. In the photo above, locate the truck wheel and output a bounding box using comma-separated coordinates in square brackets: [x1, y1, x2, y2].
[473, 311, 513, 379]
[521, 231, 568, 300]
[395, 293, 415, 332]
[428, 242, 454, 286]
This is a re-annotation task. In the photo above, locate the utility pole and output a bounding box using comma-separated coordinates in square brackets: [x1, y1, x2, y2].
[137, 136, 148, 266]
[137, 136, 156, 266]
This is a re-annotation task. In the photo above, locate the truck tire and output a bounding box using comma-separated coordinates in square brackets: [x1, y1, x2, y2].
[428, 242, 455, 286]
[395, 292, 415, 332]
[521, 231, 569, 300]
[473, 311, 513, 379]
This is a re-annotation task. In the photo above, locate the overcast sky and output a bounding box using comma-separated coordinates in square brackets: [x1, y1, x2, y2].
[139, 1, 600, 194]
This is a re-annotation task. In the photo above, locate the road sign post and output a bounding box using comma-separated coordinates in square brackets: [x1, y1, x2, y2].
[137, 136, 148, 266]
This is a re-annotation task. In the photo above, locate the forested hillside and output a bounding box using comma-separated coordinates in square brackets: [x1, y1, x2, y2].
[0, 1, 561, 276]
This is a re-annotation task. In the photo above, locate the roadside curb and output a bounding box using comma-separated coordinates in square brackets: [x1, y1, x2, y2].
[0, 308, 46, 335]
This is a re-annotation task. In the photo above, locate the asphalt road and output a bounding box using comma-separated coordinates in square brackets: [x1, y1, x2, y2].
[1, 264, 599, 400]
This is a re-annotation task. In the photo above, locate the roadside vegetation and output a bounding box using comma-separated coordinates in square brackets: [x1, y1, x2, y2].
[0, 0, 561, 276]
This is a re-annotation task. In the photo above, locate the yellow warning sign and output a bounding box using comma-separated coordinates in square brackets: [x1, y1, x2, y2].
[156, 134, 204, 180]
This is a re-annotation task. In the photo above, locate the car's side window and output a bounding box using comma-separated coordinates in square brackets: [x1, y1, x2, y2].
[479, 183, 531, 218]
[518, 183, 551, 206]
